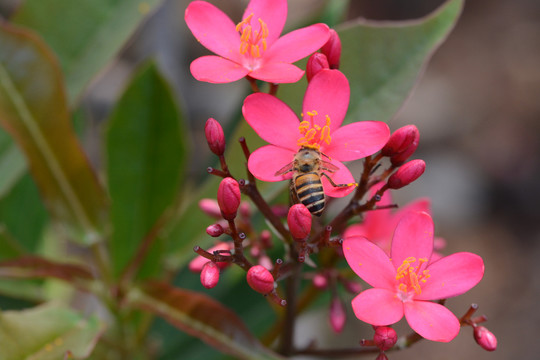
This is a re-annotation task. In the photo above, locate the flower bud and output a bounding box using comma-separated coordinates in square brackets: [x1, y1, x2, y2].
[260, 230, 272, 249]
[375, 353, 389, 360]
[217, 177, 241, 220]
[239, 201, 251, 219]
[321, 29, 341, 69]
[199, 198, 222, 218]
[287, 204, 312, 241]
[390, 127, 420, 166]
[306, 53, 329, 82]
[343, 279, 363, 294]
[205, 118, 225, 156]
[373, 326, 397, 351]
[189, 242, 231, 272]
[206, 223, 224, 237]
[329, 297, 346, 333]
[474, 326, 497, 351]
[200, 261, 220, 289]
[387, 159, 425, 189]
[247, 265, 275, 294]
[381, 125, 419, 157]
[312, 273, 328, 290]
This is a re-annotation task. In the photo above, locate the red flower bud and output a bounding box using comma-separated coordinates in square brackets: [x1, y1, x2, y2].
[200, 261, 220, 289]
[306, 53, 329, 82]
[381, 125, 419, 157]
[239, 201, 251, 219]
[343, 279, 363, 294]
[217, 177, 241, 220]
[321, 29, 341, 69]
[373, 326, 397, 351]
[329, 297, 346, 333]
[390, 127, 420, 166]
[287, 204, 312, 241]
[474, 326, 497, 351]
[206, 223, 224, 237]
[387, 159, 425, 189]
[247, 265, 275, 294]
[205, 118, 225, 156]
[312, 273, 328, 289]
[375, 353, 388, 360]
[260, 230, 272, 249]
[198, 199, 222, 218]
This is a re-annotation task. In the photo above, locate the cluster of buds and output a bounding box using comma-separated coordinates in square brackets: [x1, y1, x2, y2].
[306, 29, 341, 82]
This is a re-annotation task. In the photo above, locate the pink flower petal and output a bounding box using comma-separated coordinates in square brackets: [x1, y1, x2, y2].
[323, 121, 390, 161]
[248, 145, 295, 182]
[190, 56, 249, 83]
[404, 300, 460, 342]
[342, 237, 397, 289]
[351, 288, 404, 325]
[416, 252, 484, 301]
[243, 0, 287, 46]
[264, 23, 330, 63]
[185, 1, 241, 63]
[243, 93, 300, 150]
[320, 159, 355, 198]
[390, 211, 434, 269]
[249, 62, 304, 83]
[302, 70, 350, 131]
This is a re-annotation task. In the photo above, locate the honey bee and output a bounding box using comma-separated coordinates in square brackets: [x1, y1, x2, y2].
[275, 147, 355, 216]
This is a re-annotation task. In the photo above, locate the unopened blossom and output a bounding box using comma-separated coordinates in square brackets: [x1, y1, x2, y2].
[185, 0, 330, 83]
[217, 177, 241, 220]
[244, 69, 390, 197]
[387, 159, 426, 189]
[200, 261, 220, 289]
[287, 204, 312, 240]
[474, 326, 497, 351]
[306, 53, 329, 82]
[381, 125, 419, 157]
[320, 29, 341, 69]
[329, 297, 346, 333]
[373, 326, 397, 351]
[343, 211, 484, 342]
[205, 118, 226, 156]
[247, 265, 275, 294]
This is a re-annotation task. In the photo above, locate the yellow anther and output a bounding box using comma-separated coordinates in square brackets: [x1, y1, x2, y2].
[398, 283, 408, 293]
[241, 27, 251, 42]
[251, 45, 260, 57]
[305, 128, 316, 141]
[306, 110, 318, 117]
[409, 272, 422, 294]
[262, 38, 267, 51]
[239, 42, 248, 54]
[236, 13, 254, 32]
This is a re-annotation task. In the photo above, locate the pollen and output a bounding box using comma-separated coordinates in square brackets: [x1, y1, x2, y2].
[297, 111, 332, 149]
[236, 13, 269, 58]
[395, 257, 430, 296]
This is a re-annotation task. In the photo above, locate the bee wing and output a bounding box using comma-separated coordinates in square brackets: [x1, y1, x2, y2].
[274, 161, 295, 176]
[320, 160, 339, 173]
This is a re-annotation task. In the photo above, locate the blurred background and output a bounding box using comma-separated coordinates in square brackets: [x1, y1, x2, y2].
[2, 0, 539, 359]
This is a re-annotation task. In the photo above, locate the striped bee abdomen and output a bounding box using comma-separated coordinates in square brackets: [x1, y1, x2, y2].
[294, 172, 325, 216]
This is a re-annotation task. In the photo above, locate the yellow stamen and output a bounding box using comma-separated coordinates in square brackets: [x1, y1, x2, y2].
[296, 111, 333, 149]
[236, 14, 268, 58]
[395, 256, 431, 296]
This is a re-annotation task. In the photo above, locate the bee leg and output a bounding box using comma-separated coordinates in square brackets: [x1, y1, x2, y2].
[289, 180, 300, 204]
[321, 172, 358, 188]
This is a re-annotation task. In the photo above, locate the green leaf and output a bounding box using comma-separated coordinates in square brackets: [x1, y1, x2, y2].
[279, 0, 463, 124]
[0, 23, 108, 245]
[0, 173, 48, 256]
[0, 128, 26, 199]
[128, 282, 284, 360]
[0, 303, 104, 360]
[13, 0, 163, 105]
[106, 62, 187, 278]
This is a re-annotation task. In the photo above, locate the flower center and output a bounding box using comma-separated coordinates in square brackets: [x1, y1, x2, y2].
[236, 13, 268, 58]
[297, 110, 332, 150]
[395, 257, 430, 299]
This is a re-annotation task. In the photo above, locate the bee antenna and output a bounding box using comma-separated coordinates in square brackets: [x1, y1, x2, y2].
[320, 151, 332, 160]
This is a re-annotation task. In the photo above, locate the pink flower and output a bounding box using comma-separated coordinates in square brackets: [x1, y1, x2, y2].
[244, 69, 390, 197]
[344, 185, 432, 255]
[343, 211, 484, 342]
[185, 0, 330, 84]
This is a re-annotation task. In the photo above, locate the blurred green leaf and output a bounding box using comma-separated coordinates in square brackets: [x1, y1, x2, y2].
[279, 0, 463, 124]
[0, 173, 47, 256]
[0, 303, 104, 360]
[0, 23, 108, 245]
[13, 0, 163, 105]
[129, 281, 284, 360]
[0, 128, 26, 198]
[106, 62, 187, 278]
